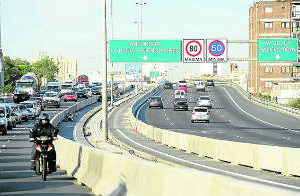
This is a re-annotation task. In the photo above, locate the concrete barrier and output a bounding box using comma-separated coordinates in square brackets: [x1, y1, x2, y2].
[54, 136, 299, 196]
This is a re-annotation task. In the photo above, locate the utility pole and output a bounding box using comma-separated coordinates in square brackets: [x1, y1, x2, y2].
[0, 0, 4, 88]
[101, 0, 108, 141]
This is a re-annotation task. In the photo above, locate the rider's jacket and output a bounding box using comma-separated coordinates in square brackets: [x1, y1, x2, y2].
[30, 122, 58, 139]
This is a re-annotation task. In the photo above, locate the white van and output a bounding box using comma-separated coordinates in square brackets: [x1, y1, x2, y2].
[174, 90, 186, 99]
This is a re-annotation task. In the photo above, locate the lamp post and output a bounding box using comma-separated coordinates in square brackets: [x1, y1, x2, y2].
[101, 0, 108, 141]
[136, 1, 146, 91]
[110, 0, 114, 107]
[0, 0, 4, 88]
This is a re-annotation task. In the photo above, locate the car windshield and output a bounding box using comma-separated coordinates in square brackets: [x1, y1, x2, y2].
[175, 98, 187, 102]
[66, 92, 75, 95]
[61, 85, 72, 89]
[194, 108, 207, 112]
[44, 92, 57, 97]
[199, 97, 211, 100]
[23, 103, 33, 108]
[92, 87, 100, 90]
[77, 89, 86, 93]
[0, 108, 5, 117]
[19, 105, 26, 110]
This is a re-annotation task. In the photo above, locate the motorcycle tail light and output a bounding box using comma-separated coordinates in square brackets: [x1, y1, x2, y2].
[207, 112, 210, 115]
[192, 112, 195, 115]
[48, 144, 53, 151]
[36, 144, 41, 152]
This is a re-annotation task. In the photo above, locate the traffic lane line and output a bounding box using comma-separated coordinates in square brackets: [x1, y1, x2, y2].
[115, 128, 300, 191]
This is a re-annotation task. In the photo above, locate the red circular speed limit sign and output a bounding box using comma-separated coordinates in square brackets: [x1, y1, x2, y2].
[185, 40, 202, 57]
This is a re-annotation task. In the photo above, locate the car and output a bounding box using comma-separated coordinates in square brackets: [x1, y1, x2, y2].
[194, 80, 201, 86]
[206, 79, 215, 87]
[197, 96, 213, 108]
[43, 91, 61, 108]
[178, 84, 187, 93]
[29, 97, 44, 111]
[18, 104, 29, 122]
[20, 101, 40, 118]
[148, 96, 163, 109]
[76, 89, 88, 98]
[164, 82, 173, 89]
[63, 91, 78, 102]
[191, 107, 210, 123]
[86, 88, 93, 98]
[0, 103, 16, 129]
[0, 106, 8, 135]
[196, 82, 206, 91]
[91, 86, 101, 95]
[19, 102, 36, 119]
[174, 90, 186, 99]
[10, 104, 23, 124]
[173, 98, 189, 111]
[92, 82, 102, 87]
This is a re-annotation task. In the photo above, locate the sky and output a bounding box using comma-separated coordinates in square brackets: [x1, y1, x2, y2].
[1, 0, 254, 81]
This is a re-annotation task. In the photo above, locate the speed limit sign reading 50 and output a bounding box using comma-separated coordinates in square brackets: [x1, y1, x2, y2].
[206, 39, 228, 63]
[183, 39, 205, 63]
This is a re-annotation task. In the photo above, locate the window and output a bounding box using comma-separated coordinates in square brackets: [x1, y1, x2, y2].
[281, 66, 291, 73]
[265, 67, 273, 73]
[264, 7, 273, 13]
[264, 22, 273, 29]
[281, 22, 290, 29]
[265, 82, 273, 88]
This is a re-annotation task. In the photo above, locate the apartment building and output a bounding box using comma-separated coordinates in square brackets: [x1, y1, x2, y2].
[32, 52, 78, 83]
[249, 0, 300, 95]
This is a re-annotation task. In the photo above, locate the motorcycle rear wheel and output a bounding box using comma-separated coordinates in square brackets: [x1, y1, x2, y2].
[42, 157, 47, 181]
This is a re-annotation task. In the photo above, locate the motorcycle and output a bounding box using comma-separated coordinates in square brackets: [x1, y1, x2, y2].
[33, 136, 55, 181]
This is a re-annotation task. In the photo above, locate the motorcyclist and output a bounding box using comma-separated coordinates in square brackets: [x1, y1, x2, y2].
[29, 113, 58, 172]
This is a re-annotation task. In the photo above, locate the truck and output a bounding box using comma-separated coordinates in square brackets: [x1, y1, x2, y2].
[46, 82, 61, 93]
[13, 73, 38, 103]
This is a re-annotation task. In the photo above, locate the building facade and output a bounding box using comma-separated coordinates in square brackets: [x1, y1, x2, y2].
[249, 0, 300, 95]
[33, 52, 78, 84]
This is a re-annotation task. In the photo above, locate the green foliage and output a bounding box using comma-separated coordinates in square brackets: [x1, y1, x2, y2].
[289, 98, 300, 109]
[0, 84, 14, 93]
[258, 93, 271, 101]
[31, 58, 58, 88]
[3, 56, 31, 87]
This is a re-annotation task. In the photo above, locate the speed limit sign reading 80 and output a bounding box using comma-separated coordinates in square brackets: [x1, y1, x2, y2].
[206, 39, 228, 63]
[183, 39, 205, 63]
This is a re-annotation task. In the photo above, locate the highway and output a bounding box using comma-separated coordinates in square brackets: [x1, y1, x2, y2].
[108, 85, 300, 192]
[0, 98, 93, 196]
[141, 85, 300, 148]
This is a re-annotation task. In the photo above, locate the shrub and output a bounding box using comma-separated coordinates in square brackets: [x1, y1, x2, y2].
[0, 84, 14, 93]
[258, 93, 271, 101]
[289, 98, 300, 109]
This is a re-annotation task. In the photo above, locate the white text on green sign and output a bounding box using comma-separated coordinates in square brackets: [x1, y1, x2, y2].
[109, 40, 181, 62]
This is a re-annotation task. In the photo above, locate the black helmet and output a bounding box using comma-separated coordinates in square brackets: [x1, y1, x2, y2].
[40, 113, 50, 122]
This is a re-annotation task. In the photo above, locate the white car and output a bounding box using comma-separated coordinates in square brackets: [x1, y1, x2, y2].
[196, 82, 206, 91]
[43, 91, 61, 108]
[191, 107, 210, 123]
[197, 96, 213, 108]
[174, 90, 186, 99]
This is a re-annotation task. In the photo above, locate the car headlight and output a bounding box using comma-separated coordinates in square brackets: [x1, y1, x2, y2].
[0, 120, 5, 124]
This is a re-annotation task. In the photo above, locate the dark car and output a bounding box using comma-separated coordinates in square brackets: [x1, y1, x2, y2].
[148, 96, 163, 109]
[76, 89, 88, 98]
[91, 87, 101, 95]
[173, 98, 189, 111]
[164, 82, 173, 89]
[206, 79, 215, 87]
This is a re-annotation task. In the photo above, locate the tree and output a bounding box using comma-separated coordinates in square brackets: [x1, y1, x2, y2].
[3, 56, 28, 86]
[31, 58, 58, 88]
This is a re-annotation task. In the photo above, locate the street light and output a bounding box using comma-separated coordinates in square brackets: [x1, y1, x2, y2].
[0, 0, 4, 88]
[101, 0, 108, 141]
[110, 0, 114, 107]
[135, 1, 146, 91]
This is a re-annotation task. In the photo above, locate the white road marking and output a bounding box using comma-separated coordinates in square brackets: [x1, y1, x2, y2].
[170, 123, 173, 125]
[12, 135, 15, 138]
[166, 118, 169, 121]
[221, 87, 300, 134]
[2, 145, 6, 148]
[116, 128, 300, 191]
[6, 140, 10, 143]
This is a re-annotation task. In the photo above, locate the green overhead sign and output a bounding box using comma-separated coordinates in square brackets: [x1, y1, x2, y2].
[258, 38, 298, 62]
[150, 72, 159, 77]
[109, 40, 181, 62]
